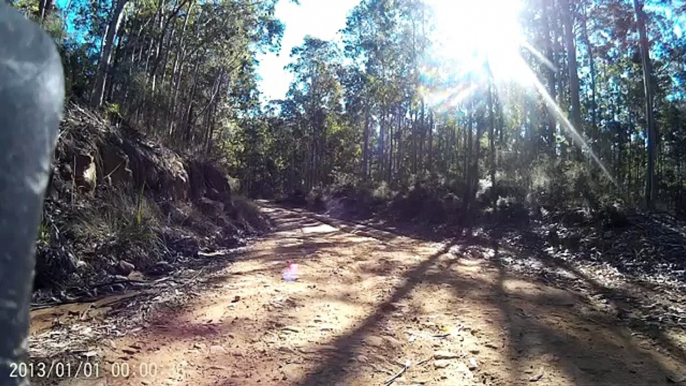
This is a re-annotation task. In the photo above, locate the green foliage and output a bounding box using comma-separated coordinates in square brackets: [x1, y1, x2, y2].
[372, 182, 396, 202]
[14, 0, 285, 155]
[105, 103, 120, 116]
[16, 0, 686, 216]
[38, 222, 51, 245]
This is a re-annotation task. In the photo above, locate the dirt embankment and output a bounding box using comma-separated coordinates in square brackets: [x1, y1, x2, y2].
[34, 104, 268, 304]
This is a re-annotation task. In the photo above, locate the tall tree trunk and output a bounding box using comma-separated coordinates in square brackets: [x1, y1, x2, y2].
[412, 107, 417, 174]
[419, 100, 425, 172]
[427, 110, 433, 173]
[464, 105, 474, 214]
[488, 82, 496, 203]
[581, 5, 598, 149]
[168, 1, 194, 134]
[38, 0, 54, 23]
[362, 105, 370, 179]
[462, 115, 468, 185]
[150, 0, 165, 94]
[633, 0, 657, 208]
[629, 115, 634, 202]
[379, 107, 386, 179]
[542, 0, 557, 157]
[677, 157, 683, 211]
[396, 104, 403, 180]
[91, 0, 129, 108]
[178, 61, 199, 145]
[560, 0, 582, 144]
[151, 0, 189, 94]
[106, 19, 128, 104]
[388, 108, 394, 182]
[472, 110, 484, 206]
[450, 118, 457, 176]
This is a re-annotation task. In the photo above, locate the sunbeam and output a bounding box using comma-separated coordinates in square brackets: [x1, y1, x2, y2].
[529, 71, 620, 188]
[422, 0, 618, 187]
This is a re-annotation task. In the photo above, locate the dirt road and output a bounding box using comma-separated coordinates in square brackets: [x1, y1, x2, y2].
[41, 205, 686, 385]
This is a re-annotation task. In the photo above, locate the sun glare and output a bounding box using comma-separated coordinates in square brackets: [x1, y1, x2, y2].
[422, 0, 618, 187]
[420, 0, 534, 110]
[427, 0, 527, 82]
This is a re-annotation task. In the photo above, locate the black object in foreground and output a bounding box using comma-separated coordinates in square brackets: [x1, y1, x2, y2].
[0, 4, 64, 385]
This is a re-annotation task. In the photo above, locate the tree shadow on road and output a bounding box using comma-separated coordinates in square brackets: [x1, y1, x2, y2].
[294, 238, 460, 386]
[72, 206, 686, 386]
[292, 225, 686, 385]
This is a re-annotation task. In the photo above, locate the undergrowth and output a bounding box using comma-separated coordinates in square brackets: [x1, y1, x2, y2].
[68, 186, 164, 272]
[295, 159, 625, 228]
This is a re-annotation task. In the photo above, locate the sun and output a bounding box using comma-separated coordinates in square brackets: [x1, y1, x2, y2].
[421, 0, 618, 187]
[424, 0, 529, 87]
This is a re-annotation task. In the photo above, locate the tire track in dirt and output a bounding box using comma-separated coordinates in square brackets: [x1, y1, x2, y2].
[54, 205, 686, 386]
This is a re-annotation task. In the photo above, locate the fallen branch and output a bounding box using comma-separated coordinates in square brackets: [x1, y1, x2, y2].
[384, 360, 411, 386]
[183, 267, 206, 286]
[90, 278, 147, 289]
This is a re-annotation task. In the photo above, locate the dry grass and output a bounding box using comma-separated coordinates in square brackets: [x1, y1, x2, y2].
[232, 195, 271, 232]
[68, 187, 164, 270]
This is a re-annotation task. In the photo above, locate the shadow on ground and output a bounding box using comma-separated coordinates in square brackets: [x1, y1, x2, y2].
[89, 205, 686, 386]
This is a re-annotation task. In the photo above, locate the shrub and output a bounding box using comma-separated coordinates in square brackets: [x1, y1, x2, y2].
[231, 195, 271, 232]
[69, 187, 164, 271]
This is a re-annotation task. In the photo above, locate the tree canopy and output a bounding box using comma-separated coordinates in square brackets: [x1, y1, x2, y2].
[12, 0, 686, 214]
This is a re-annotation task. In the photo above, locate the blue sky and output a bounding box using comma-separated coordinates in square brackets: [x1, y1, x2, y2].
[55, 0, 79, 38]
[256, 0, 360, 101]
[53, 0, 359, 101]
[52, 0, 683, 102]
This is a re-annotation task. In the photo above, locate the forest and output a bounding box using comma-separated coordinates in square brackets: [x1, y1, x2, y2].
[12, 0, 686, 214]
[6, 0, 686, 385]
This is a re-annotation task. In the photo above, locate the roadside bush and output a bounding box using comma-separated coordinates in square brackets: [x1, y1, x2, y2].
[373, 181, 397, 202]
[231, 195, 271, 232]
[69, 187, 164, 272]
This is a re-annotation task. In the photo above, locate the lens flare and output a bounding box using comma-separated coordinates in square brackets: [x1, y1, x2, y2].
[283, 262, 298, 282]
[426, 0, 526, 81]
[421, 0, 617, 186]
